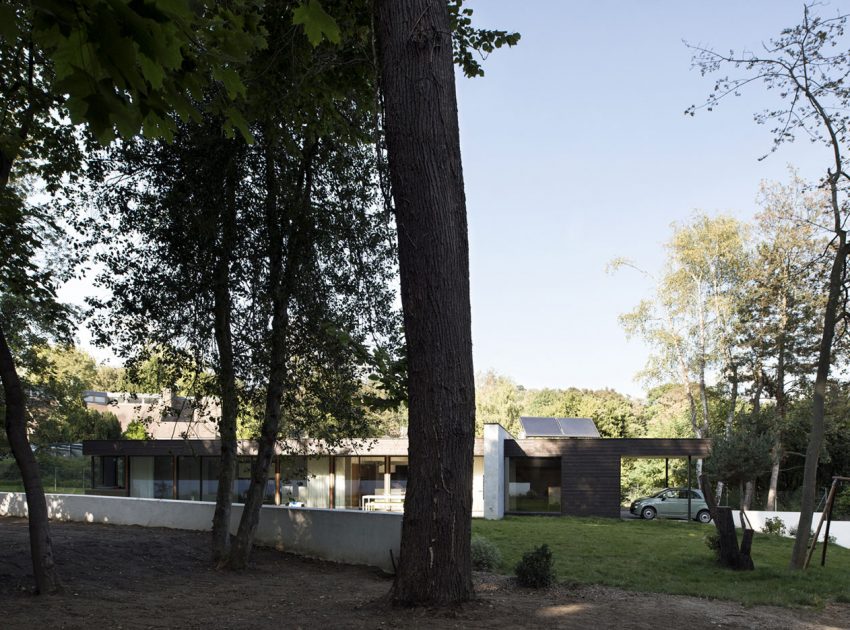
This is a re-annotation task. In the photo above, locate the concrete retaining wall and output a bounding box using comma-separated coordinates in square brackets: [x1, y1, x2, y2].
[0, 492, 401, 571]
[731, 510, 850, 549]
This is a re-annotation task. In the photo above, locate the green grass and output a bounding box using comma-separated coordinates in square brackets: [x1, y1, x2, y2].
[472, 516, 850, 607]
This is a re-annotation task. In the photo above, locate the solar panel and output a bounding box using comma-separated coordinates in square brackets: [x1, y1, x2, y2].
[557, 417, 600, 438]
[519, 417, 600, 438]
[520, 417, 563, 436]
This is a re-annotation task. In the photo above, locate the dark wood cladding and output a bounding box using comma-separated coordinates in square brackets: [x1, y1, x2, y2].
[505, 438, 711, 459]
[505, 438, 710, 519]
[84, 440, 221, 457]
[563, 453, 621, 518]
[85, 437, 487, 458]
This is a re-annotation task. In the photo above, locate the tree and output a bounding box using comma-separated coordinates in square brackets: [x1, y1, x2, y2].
[376, 0, 483, 605]
[739, 177, 825, 510]
[475, 371, 523, 436]
[614, 214, 748, 482]
[90, 1, 400, 569]
[1, 0, 263, 594]
[688, 3, 850, 569]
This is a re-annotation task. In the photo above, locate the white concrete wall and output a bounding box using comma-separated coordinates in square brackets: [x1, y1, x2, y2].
[732, 510, 850, 549]
[472, 456, 484, 517]
[483, 423, 511, 520]
[0, 492, 401, 571]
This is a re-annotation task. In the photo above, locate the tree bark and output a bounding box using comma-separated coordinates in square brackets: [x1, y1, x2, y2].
[766, 295, 788, 511]
[211, 145, 240, 564]
[790, 226, 846, 569]
[376, 0, 476, 606]
[0, 323, 61, 593]
[226, 140, 313, 570]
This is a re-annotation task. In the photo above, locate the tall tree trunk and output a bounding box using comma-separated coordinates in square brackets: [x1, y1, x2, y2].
[0, 324, 61, 594]
[790, 213, 846, 569]
[376, 0, 476, 606]
[211, 146, 240, 564]
[766, 297, 787, 511]
[227, 141, 313, 570]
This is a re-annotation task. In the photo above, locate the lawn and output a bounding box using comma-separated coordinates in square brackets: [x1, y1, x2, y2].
[472, 515, 850, 607]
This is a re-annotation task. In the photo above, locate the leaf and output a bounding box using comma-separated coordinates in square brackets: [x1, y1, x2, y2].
[292, 0, 340, 47]
[0, 5, 18, 42]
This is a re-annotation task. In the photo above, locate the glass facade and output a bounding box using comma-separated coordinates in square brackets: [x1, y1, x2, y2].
[93, 456, 125, 489]
[201, 457, 220, 502]
[102, 452, 448, 513]
[507, 457, 562, 513]
[177, 457, 201, 501]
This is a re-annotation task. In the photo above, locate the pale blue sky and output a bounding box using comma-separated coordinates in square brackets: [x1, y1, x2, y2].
[457, 1, 836, 397]
[62, 2, 841, 398]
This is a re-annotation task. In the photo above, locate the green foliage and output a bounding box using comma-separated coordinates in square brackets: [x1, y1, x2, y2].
[22, 345, 122, 444]
[448, 0, 521, 78]
[761, 517, 786, 537]
[470, 535, 502, 572]
[514, 544, 556, 589]
[706, 425, 773, 487]
[703, 531, 722, 560]
[3, 0, 266, 144]
[292, 0, 340, 46]
[122, 420, 150, 440]
[834, 487, 850, 520]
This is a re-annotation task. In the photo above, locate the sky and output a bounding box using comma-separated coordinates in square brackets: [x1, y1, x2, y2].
[60, 1, 843, 398]
[456, 0, 838, 397]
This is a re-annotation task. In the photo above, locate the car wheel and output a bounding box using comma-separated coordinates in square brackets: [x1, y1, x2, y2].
[697, 510, 711, 524]
[641, 506, 657, 520]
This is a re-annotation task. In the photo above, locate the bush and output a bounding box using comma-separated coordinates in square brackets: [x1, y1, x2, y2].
[788, 527, 837, 546]
[703, 531, 721, 560]
[514, 544, 556, 588]
[761, 516, 786, 536]
[471, 535, 502, 571]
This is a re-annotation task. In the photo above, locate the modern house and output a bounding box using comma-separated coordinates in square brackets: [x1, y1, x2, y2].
[83, 418, 710, 519]
[83, 390, 218, 439]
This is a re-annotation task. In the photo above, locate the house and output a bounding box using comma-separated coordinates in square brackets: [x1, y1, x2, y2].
[83, 417, 710, 519]
[83, 390, 218, 439]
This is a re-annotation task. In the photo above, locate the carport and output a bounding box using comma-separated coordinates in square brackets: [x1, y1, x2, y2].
[504, 437, 711, 518]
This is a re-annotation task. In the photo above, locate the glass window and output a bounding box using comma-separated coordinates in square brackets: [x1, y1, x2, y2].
[177, 457, 201, 501]
[94, 456, 125, 489]
[153, 456, 173, 499]
[202, 457, 220, 502]
[507, 457, 561, 513]
[234, 456, 275, 504]
[389, 457, 408, 495]
[333, 456, 386, 509]
[281, 456, 309, 505]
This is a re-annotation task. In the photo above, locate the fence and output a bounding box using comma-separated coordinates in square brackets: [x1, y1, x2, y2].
[0, 492, 402, 571]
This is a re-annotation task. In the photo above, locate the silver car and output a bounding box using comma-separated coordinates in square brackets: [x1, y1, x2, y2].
[629, 488, 712, 523]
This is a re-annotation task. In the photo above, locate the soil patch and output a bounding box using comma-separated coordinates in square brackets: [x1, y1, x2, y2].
[1, 517, 847, 629]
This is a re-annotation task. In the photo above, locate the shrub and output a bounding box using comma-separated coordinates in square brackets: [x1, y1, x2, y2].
[788, 527, 837, 545]
[471, 535, 502, 571]
[514, 544, 556, 588]
[761, 516, 786, 536]
[703, 531, 721, 560]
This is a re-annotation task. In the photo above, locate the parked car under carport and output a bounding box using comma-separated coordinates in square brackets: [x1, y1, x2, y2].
[629, 488, 712, 523]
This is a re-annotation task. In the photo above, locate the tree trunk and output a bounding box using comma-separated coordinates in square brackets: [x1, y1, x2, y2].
[211, 146, 240, 564]
[765, 435, 781, 511]
[0, 324, 61, 594]
[766, 312, 786, 511]
[790, 224, 846, 569]
[227, 140, 312, 570]
[376, 0, 476, 606]
[742, 480, 754, 511]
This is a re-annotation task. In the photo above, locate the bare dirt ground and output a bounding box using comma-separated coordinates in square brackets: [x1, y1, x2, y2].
[1, 517, 848, 629]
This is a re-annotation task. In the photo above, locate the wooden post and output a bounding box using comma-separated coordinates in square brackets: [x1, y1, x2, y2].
[805, 479, 839, 569]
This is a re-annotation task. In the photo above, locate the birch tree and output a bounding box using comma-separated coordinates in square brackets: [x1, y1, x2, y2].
[689, 3, 850, 569]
